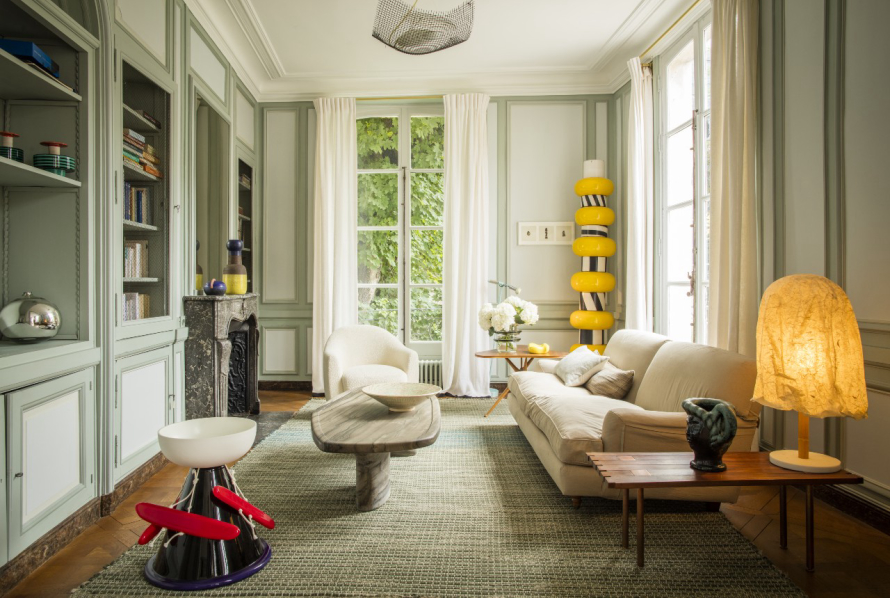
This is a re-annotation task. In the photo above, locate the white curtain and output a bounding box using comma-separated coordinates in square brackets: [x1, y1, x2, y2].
[708, 0, 759, 356]
[625, 57, 655, 332]
[312, 98, 358, 393]
[442, 93, 491, 397]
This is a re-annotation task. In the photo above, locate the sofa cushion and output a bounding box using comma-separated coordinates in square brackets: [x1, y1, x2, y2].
[342, 364, 407, 392]
[603, 330, 671, 404]
[584, 362, 635, 400]
[554, 346, 610, 386]
[508, 371, 592, 416]
[633, 341, 758, 419]
[525, 395, 645, 466]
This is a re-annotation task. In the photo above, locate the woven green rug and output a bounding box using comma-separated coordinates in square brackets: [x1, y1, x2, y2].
[75, 399, 804, 597]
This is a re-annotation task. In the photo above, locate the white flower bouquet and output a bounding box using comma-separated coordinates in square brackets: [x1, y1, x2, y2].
[478, 295, 539, 335]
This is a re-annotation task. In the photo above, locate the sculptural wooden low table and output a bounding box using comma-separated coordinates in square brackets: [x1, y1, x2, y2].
[311, 388, 441, 511]
[588, 451, 862, 570]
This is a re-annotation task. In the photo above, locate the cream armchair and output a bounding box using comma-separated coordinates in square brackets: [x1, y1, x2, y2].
[322, 325, 419, 401]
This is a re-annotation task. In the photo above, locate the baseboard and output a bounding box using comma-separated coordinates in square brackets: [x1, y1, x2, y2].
[814, 484, 890, 537]
[259, 380, 312, 391]
[100, 452, 168, 516]
[0, 497, 101, 594]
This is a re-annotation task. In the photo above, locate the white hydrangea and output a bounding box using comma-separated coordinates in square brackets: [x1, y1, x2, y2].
[519, 302, 539, 325]
[477, 303, 494, 331]
[504, 295, 525, 309]
[490, 303, 517, 332]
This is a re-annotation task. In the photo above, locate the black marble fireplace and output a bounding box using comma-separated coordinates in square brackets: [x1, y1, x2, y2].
[183, 293, 260, 419]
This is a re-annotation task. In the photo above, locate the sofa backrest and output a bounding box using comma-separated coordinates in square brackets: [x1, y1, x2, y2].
[633, 340, 759, 420]
[603, 329, 671, 404]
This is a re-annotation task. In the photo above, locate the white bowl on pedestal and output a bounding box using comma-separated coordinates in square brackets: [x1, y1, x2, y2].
[158, 417, 256, 468]
[363, 382, 441, 412]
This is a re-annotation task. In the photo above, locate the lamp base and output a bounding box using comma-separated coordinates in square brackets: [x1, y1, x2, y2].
[769, 449, 841, 473]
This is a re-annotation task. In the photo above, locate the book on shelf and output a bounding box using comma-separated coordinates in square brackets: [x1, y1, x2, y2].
[143, 163, 162, 178]
[139, 110, 162, 129]
[123, 293, 152, 321]
[124, 239, 149, 278]
[239, 173, 252, 189]
[124, 186, 151, 225]
[124, 128, 146, 144]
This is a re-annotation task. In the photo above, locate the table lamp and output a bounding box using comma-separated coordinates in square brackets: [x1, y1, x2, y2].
[752, 274, 868, 473]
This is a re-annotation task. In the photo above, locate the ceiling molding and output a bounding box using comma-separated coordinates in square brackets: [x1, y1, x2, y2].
[585, 0, 666, 72]
[640, 0, 712, 61]
[224, 0, 285, 79]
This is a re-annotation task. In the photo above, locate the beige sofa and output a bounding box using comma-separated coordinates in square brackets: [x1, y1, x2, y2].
[507, 329, 760, 505]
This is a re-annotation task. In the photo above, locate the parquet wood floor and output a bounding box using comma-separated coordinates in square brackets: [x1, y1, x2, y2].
[5, 392, 890, 597]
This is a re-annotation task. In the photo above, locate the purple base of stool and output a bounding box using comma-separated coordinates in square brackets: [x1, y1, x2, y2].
[144, 539, 271, 591]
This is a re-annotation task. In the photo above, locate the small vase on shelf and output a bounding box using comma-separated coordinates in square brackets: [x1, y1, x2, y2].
[223, 239, 248, 295]
[195, 240, 203, 292]
[492, 325, 521, 353]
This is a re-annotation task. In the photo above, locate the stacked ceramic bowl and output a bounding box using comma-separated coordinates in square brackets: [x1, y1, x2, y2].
[33, 141, 76, 177]
[0, 131, 23, 162]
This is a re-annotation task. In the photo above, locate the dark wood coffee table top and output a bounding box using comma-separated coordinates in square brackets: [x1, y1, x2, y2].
[587, 452, 863, 489]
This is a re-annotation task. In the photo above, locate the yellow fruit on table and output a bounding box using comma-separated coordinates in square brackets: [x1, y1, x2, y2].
[527, 343, 545, 354]
[542, 343, 550, 353]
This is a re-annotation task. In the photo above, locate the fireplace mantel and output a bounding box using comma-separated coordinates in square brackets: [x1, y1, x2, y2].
[183, 293, 259, 419]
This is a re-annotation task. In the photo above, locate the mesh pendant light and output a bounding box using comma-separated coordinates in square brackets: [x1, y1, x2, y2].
[373, 0, 474, 55]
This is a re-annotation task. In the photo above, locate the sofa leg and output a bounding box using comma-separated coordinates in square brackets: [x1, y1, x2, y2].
[571, 497, 582, 509]
[705, 502, 721, 512]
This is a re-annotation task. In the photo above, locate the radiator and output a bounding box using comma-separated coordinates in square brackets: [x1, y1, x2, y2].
[419, 359, 443, 387]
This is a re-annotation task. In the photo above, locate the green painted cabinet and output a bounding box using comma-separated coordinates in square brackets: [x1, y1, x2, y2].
[5, 367, 96, 559]
[113, 346, 174, 483]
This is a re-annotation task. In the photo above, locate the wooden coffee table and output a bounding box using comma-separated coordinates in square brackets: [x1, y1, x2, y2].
[475, 344, 567, 417]
[311, 388, 441, 511]
[588, 451, 863, 570]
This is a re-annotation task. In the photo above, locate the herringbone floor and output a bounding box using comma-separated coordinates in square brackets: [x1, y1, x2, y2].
[5, 391, 890, 597]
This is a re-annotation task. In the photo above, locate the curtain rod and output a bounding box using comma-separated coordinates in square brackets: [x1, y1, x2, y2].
[356, 95, 444, 101]
[639, 0, 703, 68]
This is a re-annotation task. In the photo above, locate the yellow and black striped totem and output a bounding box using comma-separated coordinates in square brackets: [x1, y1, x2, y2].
[570, 160, 615, 353]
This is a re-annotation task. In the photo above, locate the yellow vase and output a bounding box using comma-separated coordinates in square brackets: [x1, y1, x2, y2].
[223, 239, 248, 295]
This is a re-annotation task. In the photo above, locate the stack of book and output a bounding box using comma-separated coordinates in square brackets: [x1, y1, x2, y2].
[123, 293, 151, 321]
[123, 128, 163, 178]
[123, 182, 152, 225]
[239, 173, 252, 189]
[124, 240, 149, 278]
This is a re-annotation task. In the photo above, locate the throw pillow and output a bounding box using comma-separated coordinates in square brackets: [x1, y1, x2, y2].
[584, 362, 635, 400]
[554, 345, 610, 387]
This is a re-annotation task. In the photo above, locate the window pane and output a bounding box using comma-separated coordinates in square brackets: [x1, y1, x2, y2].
[358, 173, 399, 226]
[411, 116, 445, 169]
[703, 25, 712, 111]
[666, 126, 693, 207]
[703, 114, 711, 195]
[667, 285, 693, 342]
[702, 199, 710, 283]
[411, 172, 444, 226]
[666, 205, 693, 282]
[411, 229, 443, 284]
[358, 288, 399, 336]
[357, 117, 398, 169]
[358, 230, 399, 284]
[666, 41, 695, 130]
[410, 287, 442, 341]
[699, 284, 709, 343]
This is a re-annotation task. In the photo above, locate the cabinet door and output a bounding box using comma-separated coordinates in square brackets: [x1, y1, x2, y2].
[114, 347, 172, 482]
[7, 368, 96, 558]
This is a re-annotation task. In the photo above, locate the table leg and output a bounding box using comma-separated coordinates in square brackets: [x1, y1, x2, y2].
[622, 489, 629, 549]
[779, 485, 788, 549]
[484, 386, 511, 418]
[355, 453, 390, 511]
[806, 485, 815, 572]
[636, 488, 645, 567]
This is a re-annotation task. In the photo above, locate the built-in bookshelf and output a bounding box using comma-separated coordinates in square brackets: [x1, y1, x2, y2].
[237, 159, 254, 292]
[120, 61, 169, 323]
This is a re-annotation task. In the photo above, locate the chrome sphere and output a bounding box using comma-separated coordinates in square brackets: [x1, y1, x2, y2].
[0, 292, 62, 342]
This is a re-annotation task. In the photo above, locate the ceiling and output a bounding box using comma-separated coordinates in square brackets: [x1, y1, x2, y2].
[190, 0, 706, 101]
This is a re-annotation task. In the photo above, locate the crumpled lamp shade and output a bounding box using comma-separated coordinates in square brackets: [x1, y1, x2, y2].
[752, 274, 868, 419]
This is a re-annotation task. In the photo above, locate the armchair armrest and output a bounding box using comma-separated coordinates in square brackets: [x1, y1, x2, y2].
[601, 408, 759, 453]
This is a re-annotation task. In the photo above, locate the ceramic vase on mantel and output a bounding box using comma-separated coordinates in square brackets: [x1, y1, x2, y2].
[223, 240, 248, 295]
[493, 324, 521, 353]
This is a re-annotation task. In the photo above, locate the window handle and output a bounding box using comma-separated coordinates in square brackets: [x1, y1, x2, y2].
[686, 271, 695, 298]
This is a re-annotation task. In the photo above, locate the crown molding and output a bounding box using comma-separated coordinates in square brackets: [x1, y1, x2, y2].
[224, 0, 285, 78]
[585, 0, 666, 72]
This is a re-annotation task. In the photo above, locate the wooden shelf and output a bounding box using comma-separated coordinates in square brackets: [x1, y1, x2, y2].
[0, 156, 81, 188]
[239, 181, 252, 191]
[123, 220, 159, 232]
[238, 213, 251, 221]
[0, 338, 83, 359]
[123, 160, 161, 182]
[242, 247, 251, 253]
[123, 277, 160, 284]
[123, 104, 160, 133]
[0, 48, 81, 102]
